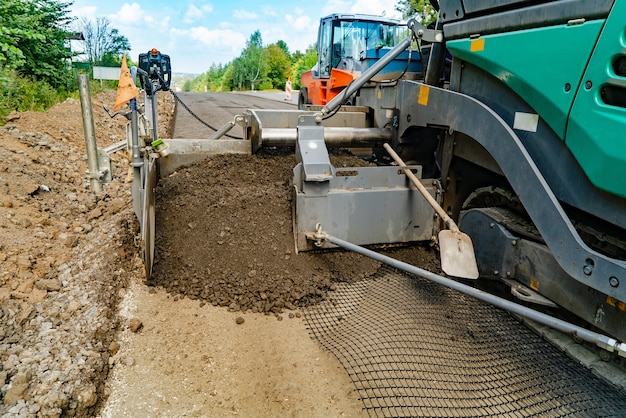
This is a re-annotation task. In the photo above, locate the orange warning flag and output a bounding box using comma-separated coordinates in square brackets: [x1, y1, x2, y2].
[113, 54, 139, 112]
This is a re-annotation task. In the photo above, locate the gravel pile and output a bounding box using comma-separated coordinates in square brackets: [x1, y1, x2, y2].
[151, 151, 383, 315]
[0, 91, 173, 417]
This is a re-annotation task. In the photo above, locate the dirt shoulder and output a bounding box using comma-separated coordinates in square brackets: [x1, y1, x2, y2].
[101, 281, 364, 417]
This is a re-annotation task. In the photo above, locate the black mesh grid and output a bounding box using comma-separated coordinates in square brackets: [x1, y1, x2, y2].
[303, 265, 626, 417]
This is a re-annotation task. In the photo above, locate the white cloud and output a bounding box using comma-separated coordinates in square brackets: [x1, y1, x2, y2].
[233, 9, 258, 20]
[184, 4, 214, 23]
[110, 3, 146, 26]
[262, 6, 277, 17]
[188, 27, 247, 52]
[184, 5, 203, 22]
[284, 15, 312, 32]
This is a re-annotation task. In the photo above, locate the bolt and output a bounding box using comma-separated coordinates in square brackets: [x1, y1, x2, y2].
[583, 265, 593, 276]
[493, 270, 499, 276]
[599, 349, 612, 362]
[585, 80, 593, 89]
[609, 276, 620, 288]
[511, 240, 517, 246]
[564, 83, 571, 92]
[506, 271, 511, 277]
[489, 223, 495, 229]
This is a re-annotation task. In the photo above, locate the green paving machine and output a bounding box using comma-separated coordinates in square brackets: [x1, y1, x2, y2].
[133, 0, 626, 355]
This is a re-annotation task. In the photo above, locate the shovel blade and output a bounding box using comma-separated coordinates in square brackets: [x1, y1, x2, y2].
[438, 230, 480, 279]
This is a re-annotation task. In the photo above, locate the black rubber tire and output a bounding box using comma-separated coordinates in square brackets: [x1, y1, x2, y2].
[298, 88, 308, 110]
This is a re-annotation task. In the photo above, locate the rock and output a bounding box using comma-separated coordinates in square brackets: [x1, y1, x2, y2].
[0, 286, 10, 302]
[0, 195, 12, 208]
[11, 290, 28, 300]
[87, 207, 103, 221]
[35, 278, 62, 292]
[67, 300, 80, 312]
[235, 317, 245, 325]
[58, 232, 79, 248]
[108, 198, 126, 214]
[28, 287, 48, 303]
[128, 318, 143, 333]
[4, 372, 31, 405]
[6, 111, 20, 122]
[109, 341, 120, 355]
[16, 255, 33, 269]
[76, 383, 98, 408]
[39, 390, 69, 417]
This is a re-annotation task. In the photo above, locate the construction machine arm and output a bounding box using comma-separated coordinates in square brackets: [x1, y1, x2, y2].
[319, 19, 442, 119]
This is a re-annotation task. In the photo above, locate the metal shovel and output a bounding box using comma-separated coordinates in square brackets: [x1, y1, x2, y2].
[383, 143, 479, 279]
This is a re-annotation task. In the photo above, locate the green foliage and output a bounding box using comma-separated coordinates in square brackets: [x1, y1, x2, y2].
[229, 30, 268, 91]
[265, 43, 291, 89]
[0, 70, 65, 125]
[183, 63, 230, 92]
[187, 29, 319, 92]
[0, 0, 76, 88]
[290, 44, 317, 90]
[0, 0, 134, 125]
[395, 0, 438, 25]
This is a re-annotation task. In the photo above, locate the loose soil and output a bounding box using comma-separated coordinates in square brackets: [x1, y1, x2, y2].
[151, 150, 383, 314]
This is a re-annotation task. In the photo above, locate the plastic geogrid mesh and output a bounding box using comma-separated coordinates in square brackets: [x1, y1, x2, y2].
[303, 265, 626, 417]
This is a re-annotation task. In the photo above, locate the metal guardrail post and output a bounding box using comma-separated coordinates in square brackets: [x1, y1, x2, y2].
[77, 74, 103, 193]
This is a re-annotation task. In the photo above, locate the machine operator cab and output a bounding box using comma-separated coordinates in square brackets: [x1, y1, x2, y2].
[317, 14, 404, 78]
[299, 13, 420, 108]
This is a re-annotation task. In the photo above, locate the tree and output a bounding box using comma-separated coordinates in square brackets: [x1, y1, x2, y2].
[80, 17, 131, 66]
[275, 40, 290, 58]
[231, 30, 267, 90]
[395, 0, 438, 26]
[290, 44, 317, 90]
[265, 43, 291, 89]
[0, 0, 75, 87]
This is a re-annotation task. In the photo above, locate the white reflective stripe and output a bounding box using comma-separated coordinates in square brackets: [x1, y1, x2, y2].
[513, 112, 539, 132]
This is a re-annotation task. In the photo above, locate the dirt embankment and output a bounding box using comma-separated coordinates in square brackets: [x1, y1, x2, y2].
[0, 90, 173, 417]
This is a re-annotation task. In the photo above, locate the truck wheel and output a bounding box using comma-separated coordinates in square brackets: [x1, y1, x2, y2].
[298, 88, 308, 110]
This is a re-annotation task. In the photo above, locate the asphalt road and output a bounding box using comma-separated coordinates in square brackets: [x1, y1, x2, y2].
[172, 91, 297, 139]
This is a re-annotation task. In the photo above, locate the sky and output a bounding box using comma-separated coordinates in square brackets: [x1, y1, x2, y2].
[69, 0, 404, 75]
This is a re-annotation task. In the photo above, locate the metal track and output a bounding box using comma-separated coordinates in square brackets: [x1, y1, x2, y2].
[303, 265, 626, 417]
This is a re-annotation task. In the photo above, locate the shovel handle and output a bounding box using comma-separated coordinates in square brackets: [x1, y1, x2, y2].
[383, 143, 459, 232]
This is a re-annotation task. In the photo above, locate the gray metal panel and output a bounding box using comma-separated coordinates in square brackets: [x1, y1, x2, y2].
[438, 0, 465, 23]
[293, 164, 436, 251]
[158, 139, 250, 178]
[296, 119, 333, 182]
[396, 79, 626, 303]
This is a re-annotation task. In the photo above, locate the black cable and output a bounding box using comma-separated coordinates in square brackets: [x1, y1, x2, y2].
[149, 70, 244, 140]
[168, 89, 243, 139]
